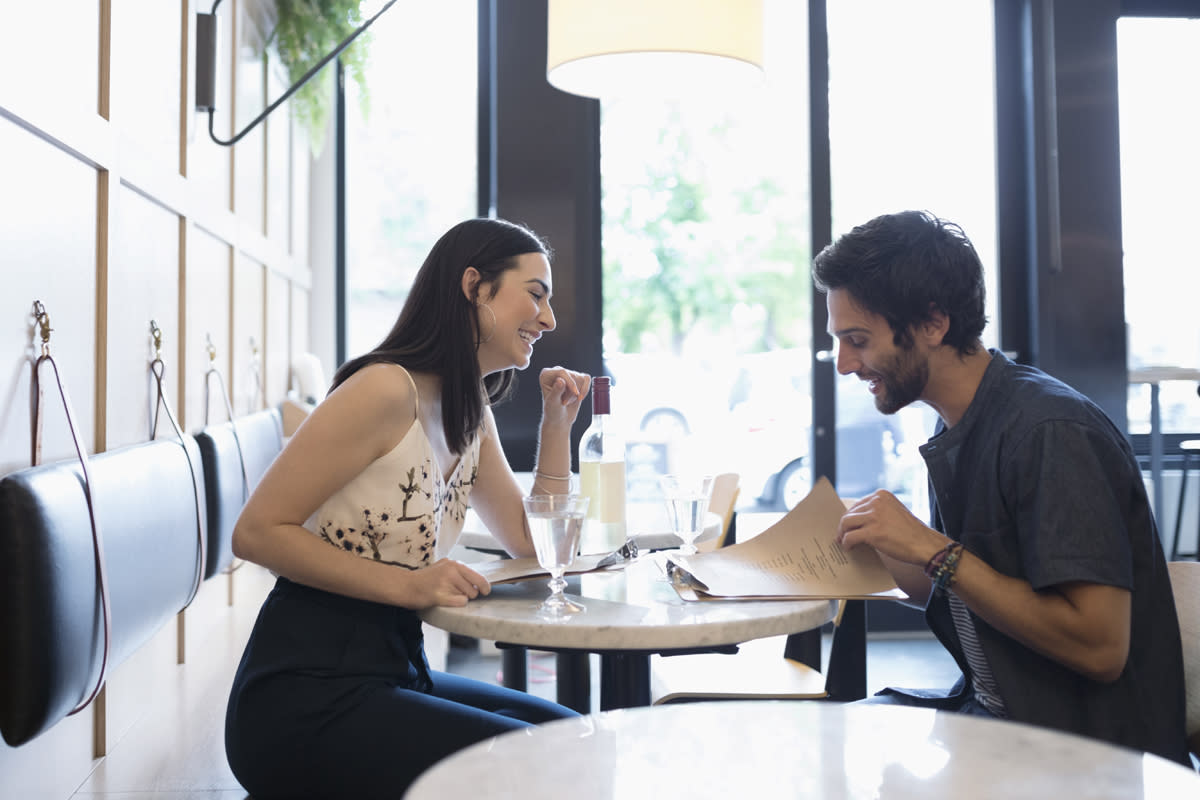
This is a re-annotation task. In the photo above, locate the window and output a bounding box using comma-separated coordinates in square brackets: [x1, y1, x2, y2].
[344, 2, 478, 359]
[600, 0, 812, 510]
[827, 0, 997, 513]
[1118, 17, 1200, 437]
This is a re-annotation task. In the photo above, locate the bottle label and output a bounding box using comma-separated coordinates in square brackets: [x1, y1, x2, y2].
[580, 460, 626, 523]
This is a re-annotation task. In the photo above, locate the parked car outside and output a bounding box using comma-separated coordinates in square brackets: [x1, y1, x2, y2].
[603, 350, 911, 512]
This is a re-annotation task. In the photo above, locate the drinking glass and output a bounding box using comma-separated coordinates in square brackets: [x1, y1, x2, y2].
[522, 494, 590, 619]
[659, 473, 715, 555]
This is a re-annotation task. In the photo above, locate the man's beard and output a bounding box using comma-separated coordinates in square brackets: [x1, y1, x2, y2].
[867, 345, 928, 415]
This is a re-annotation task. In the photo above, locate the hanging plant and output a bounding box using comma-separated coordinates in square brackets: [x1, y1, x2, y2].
[268, 0, 374, 151]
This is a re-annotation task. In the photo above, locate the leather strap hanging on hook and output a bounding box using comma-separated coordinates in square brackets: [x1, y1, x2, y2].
[149, 321, 207, 607]
[203, 335, 249, 577]
[30, 300, 111, 716]
[203, 334, 249, 504]
[245, 336, 264, 414]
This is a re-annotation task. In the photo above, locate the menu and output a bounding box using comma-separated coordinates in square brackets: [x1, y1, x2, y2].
[471, 553, 612, 585]
[666, 477, 906, 601]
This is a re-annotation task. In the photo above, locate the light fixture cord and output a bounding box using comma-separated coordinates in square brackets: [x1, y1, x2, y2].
[207, 0, 399, 147]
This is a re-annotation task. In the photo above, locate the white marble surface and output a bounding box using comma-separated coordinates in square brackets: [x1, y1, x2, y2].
[1127, 366, 1200, 384]
[420, 556, 834, 651]
[405, 702, 1200, 800]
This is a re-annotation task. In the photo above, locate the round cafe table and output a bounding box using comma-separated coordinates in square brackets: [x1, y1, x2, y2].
[404, 702, 1200, 800]
[419, 556, 837, 712]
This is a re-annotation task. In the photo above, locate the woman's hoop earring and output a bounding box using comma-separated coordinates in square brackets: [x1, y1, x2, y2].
[477, 302, 496, 344]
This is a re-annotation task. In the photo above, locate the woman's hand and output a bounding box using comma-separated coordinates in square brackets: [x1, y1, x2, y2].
[404, 559, 492, 608]
[538, 366, 591, 427]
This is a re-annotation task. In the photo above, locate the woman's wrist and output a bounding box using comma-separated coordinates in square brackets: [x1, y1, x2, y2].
[531, 471, 574, 494]
[538, 409, 573, 433]
[533, 467, 572, 481]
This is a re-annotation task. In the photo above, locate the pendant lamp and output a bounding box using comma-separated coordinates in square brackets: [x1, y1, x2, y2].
[546, 0, 765, 99]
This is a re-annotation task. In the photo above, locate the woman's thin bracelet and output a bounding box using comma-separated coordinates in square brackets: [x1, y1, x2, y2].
[534, 468, 572, 482]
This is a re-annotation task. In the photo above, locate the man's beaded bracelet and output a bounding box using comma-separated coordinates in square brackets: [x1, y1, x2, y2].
[924, 541, 964, 595]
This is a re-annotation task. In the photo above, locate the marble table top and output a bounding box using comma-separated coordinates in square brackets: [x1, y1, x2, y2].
[419, 555, 835, 652]
[405, 702, 1200, 799]
[1128, 366, 1200, 384]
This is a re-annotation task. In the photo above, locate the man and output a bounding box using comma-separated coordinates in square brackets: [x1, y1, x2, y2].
[813, 210, 1189, 765]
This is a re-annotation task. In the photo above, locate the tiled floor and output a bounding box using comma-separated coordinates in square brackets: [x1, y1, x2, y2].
[446, 630, 964, 709]
[61, 564, 963, 799]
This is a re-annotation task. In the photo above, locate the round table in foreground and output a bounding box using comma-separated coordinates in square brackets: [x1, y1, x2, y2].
[405, 702, 1200, 800]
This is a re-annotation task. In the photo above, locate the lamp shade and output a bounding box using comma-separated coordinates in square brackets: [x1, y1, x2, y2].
[546, 0, 765, 99]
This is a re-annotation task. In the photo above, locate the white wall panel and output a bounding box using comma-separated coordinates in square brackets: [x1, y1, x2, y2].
[0, 120, 98, 473]
[110, 0, 182, 173]
[232, 255, 266, 414]
[0, 704, 96, 800]
[184, 225, 234, 430]
[290, 283, 312, 378]
[0, 1, 99, 120]
[265, 270, 290, 407]
[291, 114, 312, 264]
[266, 70, 291, 246]
[106, 186, 180, 450]
[232, 20, 266, 233]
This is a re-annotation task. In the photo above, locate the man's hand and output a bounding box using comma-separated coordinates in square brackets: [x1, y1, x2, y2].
[838, 490, 949, 568]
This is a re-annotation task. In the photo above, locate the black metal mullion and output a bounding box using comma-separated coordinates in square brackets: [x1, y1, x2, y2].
[335, 60, 348, 369]
[994, 0, 1033, 365]
[477, 0, 497, 218]
[809, 0, 835, 491]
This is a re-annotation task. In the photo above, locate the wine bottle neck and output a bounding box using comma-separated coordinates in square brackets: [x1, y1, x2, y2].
[592, 393, 610, 416]
[592, 376, 612, 416]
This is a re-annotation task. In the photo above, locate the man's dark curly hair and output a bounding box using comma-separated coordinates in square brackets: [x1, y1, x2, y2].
[812, 210, 987, 355]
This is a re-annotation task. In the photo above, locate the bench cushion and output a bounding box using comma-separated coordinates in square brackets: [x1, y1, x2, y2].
[0, 437, 206, 746]
[195, 408, 283, 579]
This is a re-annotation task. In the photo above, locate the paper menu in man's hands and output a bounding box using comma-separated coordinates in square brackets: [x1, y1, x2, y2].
[667, 477, 905, 600]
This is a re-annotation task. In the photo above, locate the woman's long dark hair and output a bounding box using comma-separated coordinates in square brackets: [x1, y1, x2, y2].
[330, 218, 550, 454]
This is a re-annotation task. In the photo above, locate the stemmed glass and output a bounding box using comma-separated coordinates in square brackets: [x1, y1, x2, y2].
[659, 473, 715, 556]
[522, 494, 590, 620]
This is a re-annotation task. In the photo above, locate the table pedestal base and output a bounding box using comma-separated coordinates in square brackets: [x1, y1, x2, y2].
[556, 652, 591, 712]
[500, 646, 526, 691]
[600, 653, 650, 710]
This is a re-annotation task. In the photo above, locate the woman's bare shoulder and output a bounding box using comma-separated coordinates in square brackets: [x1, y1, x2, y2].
[338, 362, 415, 397]
[325, 362, 418, 429]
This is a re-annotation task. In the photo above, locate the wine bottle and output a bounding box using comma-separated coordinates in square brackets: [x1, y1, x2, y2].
[578, 376, 627, 554]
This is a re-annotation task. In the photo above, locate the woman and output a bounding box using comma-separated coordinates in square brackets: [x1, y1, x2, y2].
[225, 218, 591, 799]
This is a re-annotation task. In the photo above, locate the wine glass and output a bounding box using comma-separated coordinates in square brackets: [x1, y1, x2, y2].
[522, 494, 590, 620]
[659, 473, 715, 555]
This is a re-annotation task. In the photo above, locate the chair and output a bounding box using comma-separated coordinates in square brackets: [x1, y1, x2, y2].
[1167, 561, 1200, 761]
[1171, 440, 1200, 561]
[697, 472, 740, 552]
[649, 598, 866, 704]
[650, 502, 868, 706]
